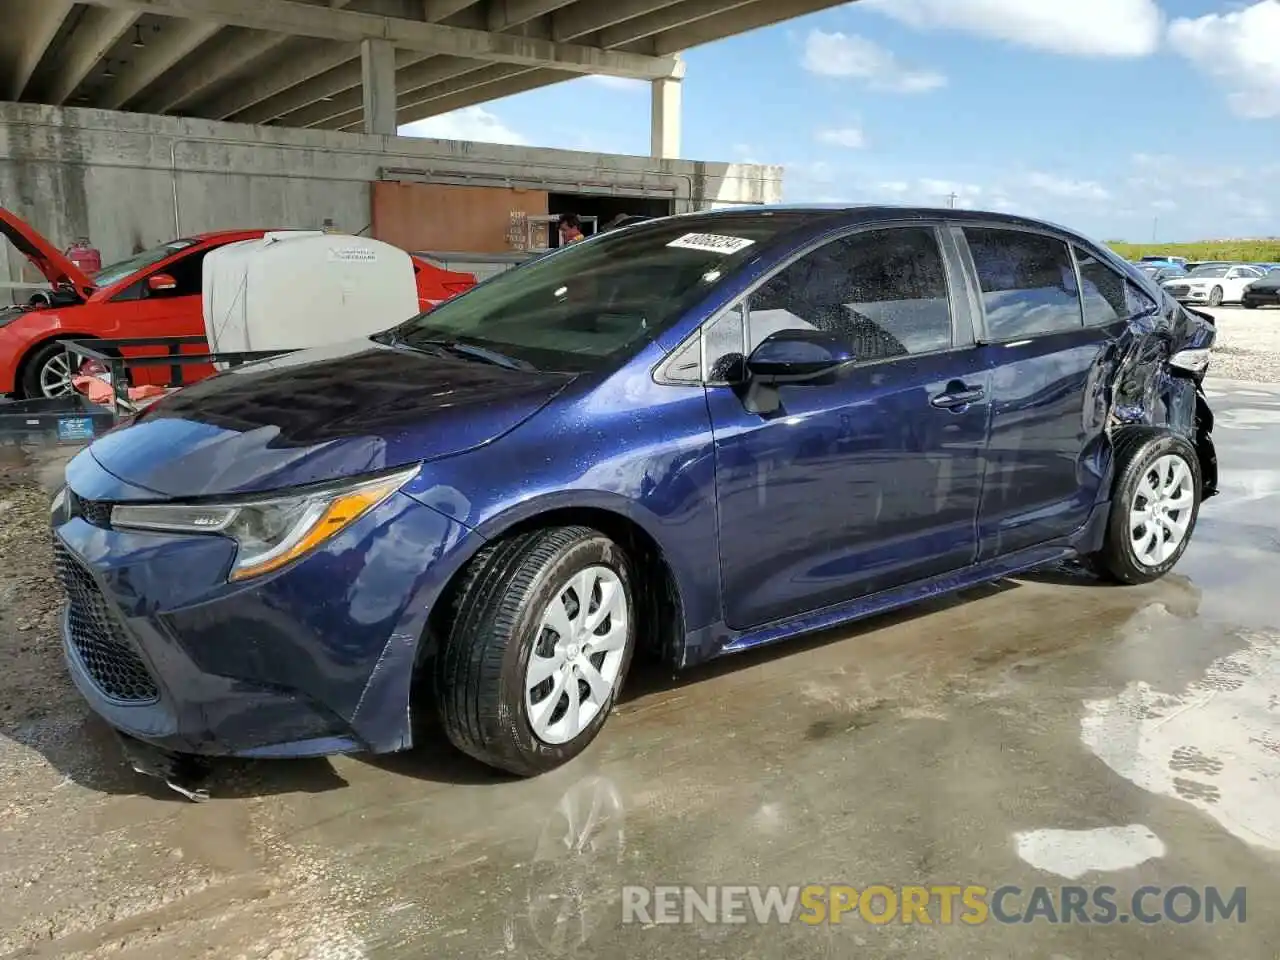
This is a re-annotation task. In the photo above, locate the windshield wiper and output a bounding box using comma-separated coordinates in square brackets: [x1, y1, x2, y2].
[415, 338, 537, 372]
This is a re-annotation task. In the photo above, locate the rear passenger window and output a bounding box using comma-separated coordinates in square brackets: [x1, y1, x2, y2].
[746, 226, 953, 364]
[1074, 247, 1126, 325]
[965, 228, 1081, 339]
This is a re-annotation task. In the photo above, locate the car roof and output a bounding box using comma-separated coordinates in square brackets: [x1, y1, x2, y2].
[186, 228, 271, 243]
[648, 204, 1094, 243]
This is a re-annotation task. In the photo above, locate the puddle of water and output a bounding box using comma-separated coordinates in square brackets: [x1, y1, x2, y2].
[1079, 631, 1280, 851]
[1013, 825, 1165, 880]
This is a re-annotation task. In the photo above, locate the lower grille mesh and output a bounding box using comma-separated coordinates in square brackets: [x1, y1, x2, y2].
[52, 540, 159, 703]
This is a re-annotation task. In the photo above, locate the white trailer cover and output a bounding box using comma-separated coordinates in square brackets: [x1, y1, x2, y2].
[202, 231, 420, 357]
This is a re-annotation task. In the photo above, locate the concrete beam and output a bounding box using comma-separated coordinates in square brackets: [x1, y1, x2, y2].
[100, 18, 222, 109]
[325, 61, 519, 128]
[195, 37, 355, 119]
[77, 0, 684, 79]
[43, 7, 138, 105]
[236, 46, 423, 123]
[360, 37, 396, 134]
[132, 27, 286, 113]
[550, 0, 683, 43]
[421, 0, 480, 20]
[650, 0, 851, 55]
[9, 0, 73, 99]
[650, 74, 680, 159]
[388, 66, 566, 127]
[485, 0, 576, 33]
[599, 0, 756, 49]
[276, 54, 483, 127]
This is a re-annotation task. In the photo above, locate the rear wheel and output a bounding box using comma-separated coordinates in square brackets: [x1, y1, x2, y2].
[1208, 286, 1224, 307]
[435, 526, 636, 776]
[1085, 429, 1201, 585]
[20, 342, 76, 399]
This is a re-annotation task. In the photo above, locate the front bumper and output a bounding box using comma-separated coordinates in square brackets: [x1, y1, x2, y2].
[1243, 290, 1280, 307]
[52, 465, 473, 758]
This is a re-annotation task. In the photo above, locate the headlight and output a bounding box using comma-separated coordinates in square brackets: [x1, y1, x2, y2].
[110, 466, 419, 581]
[1170, 348, 1211, 374]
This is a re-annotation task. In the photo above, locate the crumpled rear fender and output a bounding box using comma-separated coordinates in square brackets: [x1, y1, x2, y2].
[1096, 297, 1218, 500]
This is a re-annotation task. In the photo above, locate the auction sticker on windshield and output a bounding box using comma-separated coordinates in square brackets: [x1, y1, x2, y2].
[667, 233, 756, 254]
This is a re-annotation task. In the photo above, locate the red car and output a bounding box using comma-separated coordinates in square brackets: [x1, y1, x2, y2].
[0, 210, 475, 399]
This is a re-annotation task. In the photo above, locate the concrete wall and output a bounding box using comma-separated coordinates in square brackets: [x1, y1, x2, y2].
[0, 101, 783, 293]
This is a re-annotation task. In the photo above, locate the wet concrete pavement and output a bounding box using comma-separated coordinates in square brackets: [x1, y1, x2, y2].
[2, 380, 1279, 959]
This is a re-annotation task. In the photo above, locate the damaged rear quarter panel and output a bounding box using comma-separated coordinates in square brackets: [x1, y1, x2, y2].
[1101, 291, 1218, 499]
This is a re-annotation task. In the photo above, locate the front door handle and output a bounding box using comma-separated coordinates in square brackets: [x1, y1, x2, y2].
[930, 385, 985, 410]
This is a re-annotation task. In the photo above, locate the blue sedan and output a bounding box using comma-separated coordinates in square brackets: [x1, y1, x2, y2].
[52, 206, 1219, 784]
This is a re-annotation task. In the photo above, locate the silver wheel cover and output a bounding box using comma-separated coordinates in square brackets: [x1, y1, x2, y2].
[525, 566, 629, 745]
[1129, 453, 1195, 568]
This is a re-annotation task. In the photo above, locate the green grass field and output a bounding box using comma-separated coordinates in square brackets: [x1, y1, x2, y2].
[1109, 240, 1280, 263]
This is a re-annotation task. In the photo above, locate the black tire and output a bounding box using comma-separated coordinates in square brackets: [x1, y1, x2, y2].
[1208, 286, 1224, 307]
[19, 341, 75, 399]
[1243, 299, 1258, 310]
[435, 526, 637, 777]
[1085, 428, 1202, 585]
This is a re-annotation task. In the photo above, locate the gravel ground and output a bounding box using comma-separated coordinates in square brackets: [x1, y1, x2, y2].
[1203, 305, 1280, 381]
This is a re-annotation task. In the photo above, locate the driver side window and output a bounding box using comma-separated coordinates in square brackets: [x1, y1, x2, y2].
[700, 227, 955, 384]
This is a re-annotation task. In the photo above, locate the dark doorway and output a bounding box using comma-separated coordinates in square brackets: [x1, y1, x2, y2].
[545, 193, 674, 247]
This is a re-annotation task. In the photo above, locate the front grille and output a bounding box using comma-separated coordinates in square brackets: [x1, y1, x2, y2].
[67, 489, 113, 527]
[52, 540, 159, 703]
[1168, 285, 1191, 297]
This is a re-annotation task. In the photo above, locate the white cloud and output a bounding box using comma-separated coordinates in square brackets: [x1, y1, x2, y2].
[1151, 199, 1178, 212]
[918, 178, 983, 207]
[861, 0, 1162, 57]
[802, 30, 946, 92]
[1168, 1, 1280, 118]
[580, 75, 648, 92]
[877, 180, 910, 194]
[1026, 171, 1111, 201]
[816, 126, 868, 149]
[398, 106, 527, 146]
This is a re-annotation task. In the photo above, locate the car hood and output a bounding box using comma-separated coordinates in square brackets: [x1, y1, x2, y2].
[1247, 278, 1280, 291]
[0, 207, 94, 300]
[86, 339, 575, 498]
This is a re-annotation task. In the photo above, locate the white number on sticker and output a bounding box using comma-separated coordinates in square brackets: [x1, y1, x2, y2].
[666, 233, 756, 254]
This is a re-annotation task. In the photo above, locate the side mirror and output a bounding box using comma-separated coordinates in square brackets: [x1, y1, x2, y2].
[148, 273, 177, 293]
[740, 329, 855, 416]
[745, 328, 855, 384]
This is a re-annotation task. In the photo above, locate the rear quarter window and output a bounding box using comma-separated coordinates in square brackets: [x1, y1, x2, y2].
[964, 228, 1082, 340]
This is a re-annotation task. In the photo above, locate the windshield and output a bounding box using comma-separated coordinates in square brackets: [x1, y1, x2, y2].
[93, 239, 198, 289]
[382, 216, 800, 373]
[1188, 266, 1229, 278]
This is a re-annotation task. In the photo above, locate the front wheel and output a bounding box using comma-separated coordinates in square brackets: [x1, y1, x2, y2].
[20, 342, 76, 399]
[1243, 299, 1258, 310]
[435, 526, 636, 776]
[1086, 429, 1202, 585]
[1208, 286, 1224, 307]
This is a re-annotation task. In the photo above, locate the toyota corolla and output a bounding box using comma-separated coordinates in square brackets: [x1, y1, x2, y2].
[51, 207, 1218, 784]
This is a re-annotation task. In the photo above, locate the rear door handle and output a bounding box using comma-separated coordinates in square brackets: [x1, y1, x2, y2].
[930, 385, 985, 410]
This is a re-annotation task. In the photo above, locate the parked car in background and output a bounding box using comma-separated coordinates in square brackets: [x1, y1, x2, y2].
[1242, 268, 1280, 309]
[1163, 263, 1266, 306]
[1139, 255, 1188, 268]
[0, 208, 476, 399]
[1137, 262, 1187, 284]
[52, 206, 1218, 783]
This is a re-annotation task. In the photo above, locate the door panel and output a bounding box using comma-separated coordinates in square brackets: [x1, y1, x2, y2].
[962, 228, 1118, 558]
[710, 353, 990, 629]
[109, 248, 214, 386]
[707, 225, 987, 631]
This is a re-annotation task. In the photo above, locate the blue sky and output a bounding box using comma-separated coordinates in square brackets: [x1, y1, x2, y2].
[400, 0, 1280, 243]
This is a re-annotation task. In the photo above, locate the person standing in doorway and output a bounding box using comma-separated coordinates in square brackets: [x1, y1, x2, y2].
[557, 212, 585, 246]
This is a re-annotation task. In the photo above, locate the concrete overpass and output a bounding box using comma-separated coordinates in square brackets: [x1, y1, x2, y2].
[2, 0, 847, 158]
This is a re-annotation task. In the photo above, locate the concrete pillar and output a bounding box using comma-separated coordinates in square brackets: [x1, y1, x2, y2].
[361, 38, 396, 136]
[650, 75, 681, 160]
